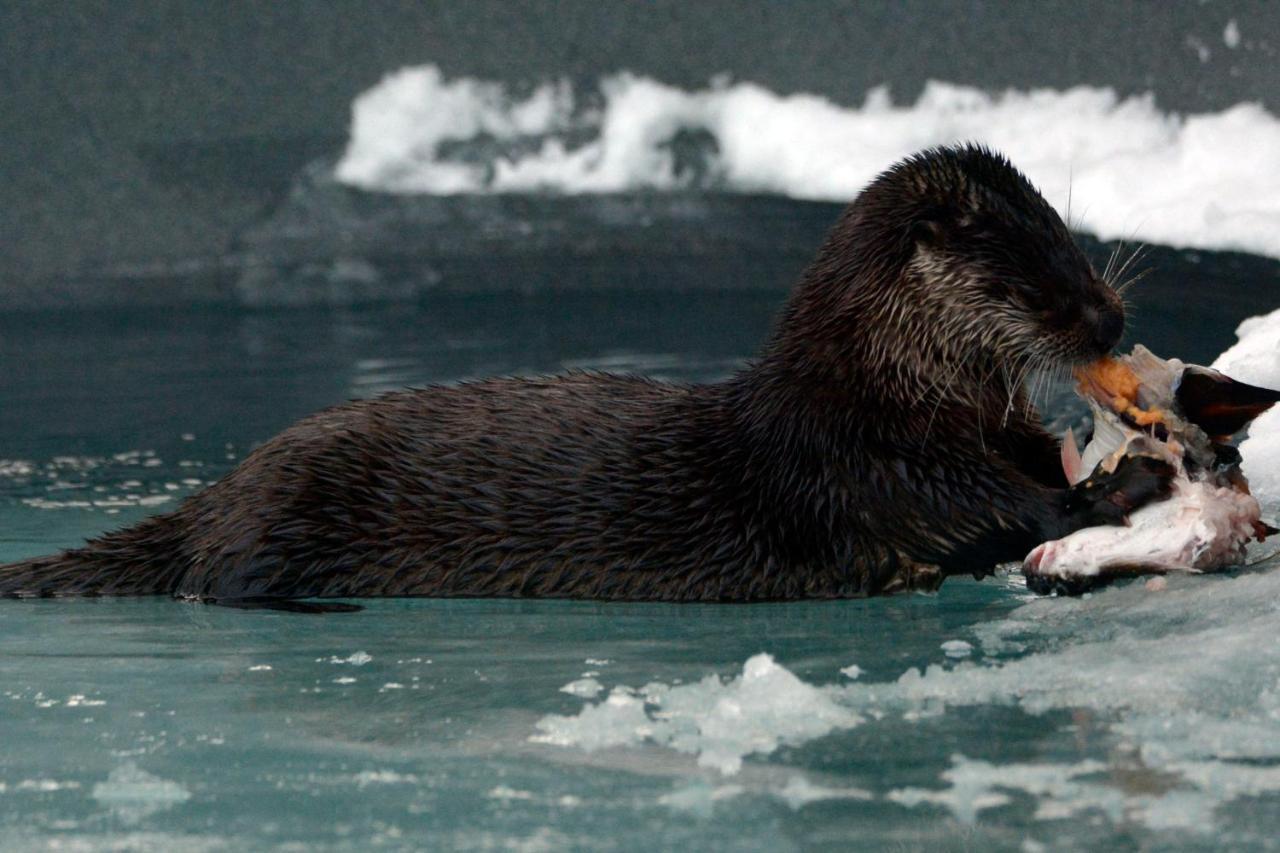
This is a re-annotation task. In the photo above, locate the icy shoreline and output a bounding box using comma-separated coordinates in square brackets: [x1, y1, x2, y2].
[337, 66, 1280, 259]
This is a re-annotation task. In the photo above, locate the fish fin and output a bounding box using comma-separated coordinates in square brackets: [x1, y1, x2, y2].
[1252, 520, 1280, 542]
[1060, 427, 1084, 484]
[1177, 366, 1280, 438]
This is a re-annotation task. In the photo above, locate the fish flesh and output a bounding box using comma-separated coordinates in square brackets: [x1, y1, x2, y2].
[1023, 345, 1280, 593]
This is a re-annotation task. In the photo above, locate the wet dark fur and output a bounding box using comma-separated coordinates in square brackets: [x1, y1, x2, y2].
[0, 145, 1171, 605]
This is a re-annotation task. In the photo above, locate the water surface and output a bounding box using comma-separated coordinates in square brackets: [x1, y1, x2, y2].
[0, 290, 1276, 851]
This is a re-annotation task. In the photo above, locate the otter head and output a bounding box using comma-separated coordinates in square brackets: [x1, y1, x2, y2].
[840, 145, 1125, 371]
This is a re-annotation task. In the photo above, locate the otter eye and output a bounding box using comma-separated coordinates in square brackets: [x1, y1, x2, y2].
[1012, 279, 1050, 306]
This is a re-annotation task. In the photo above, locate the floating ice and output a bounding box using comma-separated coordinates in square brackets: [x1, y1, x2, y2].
[533, 653, 862, 775]
[91, 763, 191, 824]
[13, 779, 81, 793]
[658, 781, 745, 816]
[1212, 307, 1280, 513]
[337, 65, 1280, 258]
[533, 559, 1280, 831]
[776, 776, 874, 809]
[325, 651, 373, 666]
[891, 756, 1124, 825]
[487, 786, 537, 801]
[1223, 19, 1242, 49]
[353, 770, 418, 787]
[559, 677, 604, 699]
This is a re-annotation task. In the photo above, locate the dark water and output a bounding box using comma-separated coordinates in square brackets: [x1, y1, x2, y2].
[0, 290, 1277, 851]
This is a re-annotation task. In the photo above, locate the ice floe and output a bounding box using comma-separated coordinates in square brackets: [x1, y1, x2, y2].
[91, 763, 191, 824]
[337, 65, 1280, 258]
[537, 562, 1280, 830]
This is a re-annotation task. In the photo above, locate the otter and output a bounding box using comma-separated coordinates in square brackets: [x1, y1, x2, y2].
[0, 145, 1173, 608]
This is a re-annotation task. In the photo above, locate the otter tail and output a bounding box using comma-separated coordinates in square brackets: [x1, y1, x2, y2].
[0, 517, 186, 598]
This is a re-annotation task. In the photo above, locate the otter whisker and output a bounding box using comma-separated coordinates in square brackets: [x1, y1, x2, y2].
[1111, 241, 1148, 290]
[1025, 351, 1056, 418]
[919, 357, 970, 448]
[1102, 240, 1123, 284]
[1115, 266, 1153, 295]
[1065, 168, 1074, 230]
[973, 356, 1010, 455]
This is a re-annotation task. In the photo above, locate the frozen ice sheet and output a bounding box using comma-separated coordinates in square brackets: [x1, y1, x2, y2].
[337, 66, 1280, 259]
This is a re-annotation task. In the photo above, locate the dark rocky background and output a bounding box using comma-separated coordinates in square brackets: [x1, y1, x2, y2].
[2, 1, 1277, 307]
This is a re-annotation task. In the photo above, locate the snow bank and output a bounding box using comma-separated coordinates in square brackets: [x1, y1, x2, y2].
[1212, 307, 1280, 513]
[336, 66, 1280, 258]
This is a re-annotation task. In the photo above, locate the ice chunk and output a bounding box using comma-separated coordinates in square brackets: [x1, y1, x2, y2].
[325, 651, 372, 665]
[532, 653, 862, 775]
[559, 677, 604, 699]
[776, 776, 873, 809]
[532, 688, 655, 753]
[353, 770, 418, 787]
[658, 781, 746, 816]
[1223, 19, 1242, 49]
[892, 756, 1127, 825]
[91, 763, 191, 824]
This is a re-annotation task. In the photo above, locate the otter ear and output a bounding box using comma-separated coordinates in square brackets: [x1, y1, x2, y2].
[910, 217, 947, 248]
[909, 202, 957, 248]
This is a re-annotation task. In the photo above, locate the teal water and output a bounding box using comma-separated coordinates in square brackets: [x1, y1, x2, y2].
[1, 293, 1278, 851]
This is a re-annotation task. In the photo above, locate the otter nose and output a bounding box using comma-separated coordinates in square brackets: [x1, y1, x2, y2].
[1094, 307, 1125, 352]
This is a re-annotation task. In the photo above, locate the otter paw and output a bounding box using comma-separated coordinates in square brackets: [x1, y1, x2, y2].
[1067, 455, 1177, 528]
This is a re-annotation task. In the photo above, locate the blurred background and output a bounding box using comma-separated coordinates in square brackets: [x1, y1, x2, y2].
[3, 0, 1278, 308]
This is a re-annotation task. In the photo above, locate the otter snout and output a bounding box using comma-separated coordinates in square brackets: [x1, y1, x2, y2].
[1093, 306, 1125, 352]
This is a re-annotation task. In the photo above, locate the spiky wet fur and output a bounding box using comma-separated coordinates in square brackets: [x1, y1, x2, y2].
[0, 145, 1141, 603]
